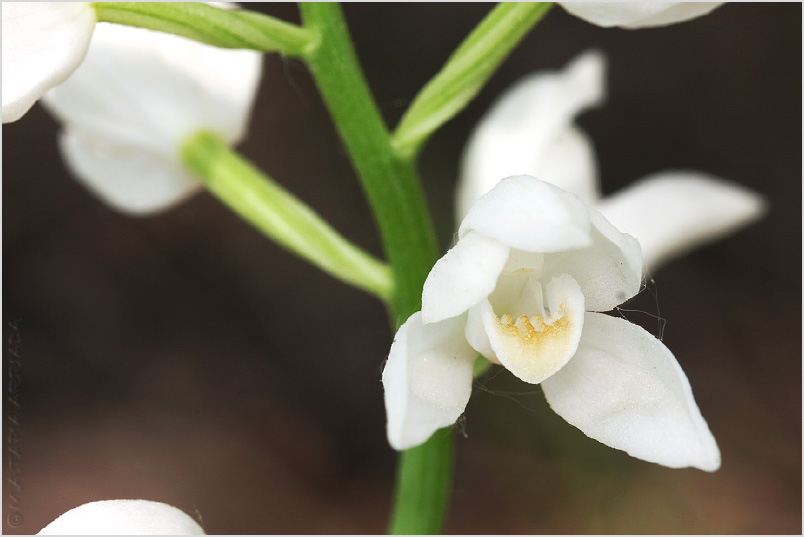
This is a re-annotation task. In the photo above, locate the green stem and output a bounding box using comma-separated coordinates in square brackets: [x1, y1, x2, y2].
[392, 2, 554, 157]
[180, 130, 392, 301]
[389, 429, 455, 535]
[91, 2, 314, 56]
[298, 4, 452, 533]
[473, 355, 493, 378]
[298, 3, 439, 325]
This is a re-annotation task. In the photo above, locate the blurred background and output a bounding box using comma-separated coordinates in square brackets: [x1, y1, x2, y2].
[3, 3, 801, 534]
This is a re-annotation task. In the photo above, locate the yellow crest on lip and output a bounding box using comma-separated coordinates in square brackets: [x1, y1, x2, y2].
[483, 273, 586, 385]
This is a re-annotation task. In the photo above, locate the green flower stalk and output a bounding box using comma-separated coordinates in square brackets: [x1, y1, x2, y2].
[92, 2, 314, 55]
[181, 131, 393, 301]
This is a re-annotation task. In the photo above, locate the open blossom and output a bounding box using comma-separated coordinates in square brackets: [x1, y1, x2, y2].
[558, 2, 723, 29]
[459, 50, 765, 272]
[41, 15, 261, 215]
[2, 2, 96, 123]
[38, 500, 205, 535]
[383, 175, 721, 471]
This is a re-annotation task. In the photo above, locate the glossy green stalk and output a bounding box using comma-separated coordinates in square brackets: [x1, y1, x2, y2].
[299, 3, 439, 325]
[92, 2, 314, 56]
[298, 4, 454, 533]
[181, 131, 392, 301]
[388, 429, 455, 535]
[393, 2, 554, 157]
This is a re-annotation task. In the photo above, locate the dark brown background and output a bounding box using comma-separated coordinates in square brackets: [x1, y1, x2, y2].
[3, 3, 801, 534]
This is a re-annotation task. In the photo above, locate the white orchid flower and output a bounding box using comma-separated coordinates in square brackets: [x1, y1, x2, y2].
[38, 499, 205, 535]
[459, 50, 765, 272]
[559, 2, 723, 29]
[41, 16, 262, 215]
[2, 2, 96, 123]
[383, 175, 721, 472]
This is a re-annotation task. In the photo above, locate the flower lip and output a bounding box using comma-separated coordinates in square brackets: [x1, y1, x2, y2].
[476, 273, 586, 384]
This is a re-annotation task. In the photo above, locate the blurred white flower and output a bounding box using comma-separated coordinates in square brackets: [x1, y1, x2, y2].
[459, 50, 765, 272]
[559, 2, 723, 28]
[37, 499, 205, 535]
[2, 2, 96, 123]
[383, 175, 721, 472]
[41, 17, 262, 215]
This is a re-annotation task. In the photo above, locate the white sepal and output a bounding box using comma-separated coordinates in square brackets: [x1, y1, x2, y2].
[37, 500, 205, 535]
[382, 312, 477, 451]
[460, 175, 592, 253]
[59, 130, 201, 214]
[559, 2, 723, 29]
[41, 20, 262, 214]
[457, 51, 604, 219]
[541, 312, 721, 471]
[2, 2, 96, 123]
[597, 171, 767, 271]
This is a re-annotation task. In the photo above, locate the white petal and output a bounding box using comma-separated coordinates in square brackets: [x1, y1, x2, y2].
[465, 301, 498, 362]
[59, 129, 201, 215]
[460, 175, 592, 253]
[560, 2, 723, 29]
[457, 50, 604, 220]
[596, 171, 767, 272]
[40, 21, 261, 213]
[382, 312, 477, 450]
[37, 500, 205, 535]
[2, 2, 96, 123]
[542, 207, 644, 311]
[530, 126, 600, 205]
[421, 231, 510, 324]
[542, 312, 721, 471]
[482, 274, 585, 384]
[43, 21, 261, 152]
